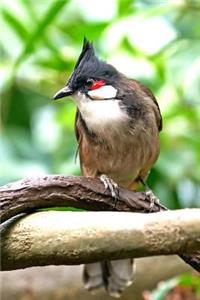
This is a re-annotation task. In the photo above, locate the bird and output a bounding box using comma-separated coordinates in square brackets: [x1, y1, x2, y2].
[53, 38, 162, 298]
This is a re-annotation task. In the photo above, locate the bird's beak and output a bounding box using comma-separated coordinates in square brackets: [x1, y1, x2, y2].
[53, 85, 74, 100]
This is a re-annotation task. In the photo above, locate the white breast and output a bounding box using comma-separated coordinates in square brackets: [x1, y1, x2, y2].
[72, 90, 128, 136]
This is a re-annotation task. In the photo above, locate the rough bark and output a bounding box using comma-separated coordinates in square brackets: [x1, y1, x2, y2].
[0, 175, 165, 224]
[1, 210, 200, 271]
[0, 175, 200, 273]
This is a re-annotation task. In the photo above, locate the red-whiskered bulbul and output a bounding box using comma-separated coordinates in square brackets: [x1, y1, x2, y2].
[53, 38, 162, 298]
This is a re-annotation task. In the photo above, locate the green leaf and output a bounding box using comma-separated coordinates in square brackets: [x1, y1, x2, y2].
[151, 278, 178, 300]
[117, 0, 135, 17]
[2, 8, 29, 40]
[14, 0, 68, 68]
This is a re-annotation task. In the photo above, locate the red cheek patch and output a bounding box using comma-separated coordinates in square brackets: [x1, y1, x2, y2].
[91, 80, 106, 90]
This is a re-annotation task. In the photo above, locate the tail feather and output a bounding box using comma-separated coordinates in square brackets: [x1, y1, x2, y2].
[108, 259, 134, 282]
[83, 259, 135, 297]
[106, 259, 135, 297]
[83, 262, 104, 290]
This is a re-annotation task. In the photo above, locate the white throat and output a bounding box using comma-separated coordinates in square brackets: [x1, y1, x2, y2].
[72, 86, 128, 136]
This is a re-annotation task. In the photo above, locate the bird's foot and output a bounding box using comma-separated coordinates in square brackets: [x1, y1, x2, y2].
[100, 174, 119, 207]
[145, 188, 160, 211]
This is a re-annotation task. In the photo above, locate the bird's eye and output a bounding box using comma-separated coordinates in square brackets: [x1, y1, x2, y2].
[85, 78, 94, 87]
[85, 79, 106, 90]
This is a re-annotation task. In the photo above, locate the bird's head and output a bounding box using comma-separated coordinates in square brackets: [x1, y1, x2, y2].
[53, 38, 121, 102]
[53, 38, 162, 137]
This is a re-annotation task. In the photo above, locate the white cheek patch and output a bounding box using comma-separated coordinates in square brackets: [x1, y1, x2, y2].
[88, 85, 117, 100]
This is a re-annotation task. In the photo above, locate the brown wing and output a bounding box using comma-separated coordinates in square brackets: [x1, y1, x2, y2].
[74, 109, 81, 142]
[129, 79, 162, 131]
[74, 109, 83, 172]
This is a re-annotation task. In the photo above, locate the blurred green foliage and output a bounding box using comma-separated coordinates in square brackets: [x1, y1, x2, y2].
[149, 273, 200, 300]
[0, 0, 200, 209]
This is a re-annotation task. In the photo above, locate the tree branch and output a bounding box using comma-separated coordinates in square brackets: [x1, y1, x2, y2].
[0, 175, 165, 224]
[1, 210, 200, 271]
[0, 175, 200, 273]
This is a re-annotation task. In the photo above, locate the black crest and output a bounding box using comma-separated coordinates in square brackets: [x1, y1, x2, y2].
[67, 38, 119, 89]
[74, 37, 95, 70]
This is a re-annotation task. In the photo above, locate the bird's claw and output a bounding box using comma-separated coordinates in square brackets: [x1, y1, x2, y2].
[100, 175, 119, 207]
[145, 189, 160, 211]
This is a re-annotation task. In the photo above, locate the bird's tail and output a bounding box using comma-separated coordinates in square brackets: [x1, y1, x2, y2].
[83, 259, 135, 298]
